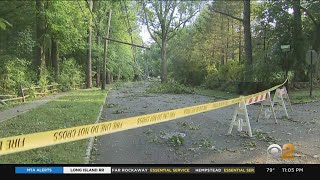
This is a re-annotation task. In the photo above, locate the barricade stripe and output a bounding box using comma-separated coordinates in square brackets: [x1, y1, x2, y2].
[260, 94, 265, 101]
[254, 96, 259, 102]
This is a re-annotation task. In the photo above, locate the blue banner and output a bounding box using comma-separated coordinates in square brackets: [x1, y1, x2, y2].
[15, 167, 63, 174]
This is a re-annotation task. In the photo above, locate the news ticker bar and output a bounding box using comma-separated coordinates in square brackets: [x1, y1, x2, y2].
[15, 166, 255, 174]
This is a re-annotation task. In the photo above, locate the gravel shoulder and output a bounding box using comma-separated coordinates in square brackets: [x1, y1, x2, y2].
[94, 81, 320, 164]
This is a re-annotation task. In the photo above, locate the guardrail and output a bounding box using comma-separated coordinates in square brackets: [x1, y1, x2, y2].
[0, 95, 18, 105]
[0, 84, 61, 106]
[0, 83, 87, 106]
[72, 83, 86, 90]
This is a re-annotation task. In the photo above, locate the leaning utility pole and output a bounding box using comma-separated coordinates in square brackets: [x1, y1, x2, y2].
[86, 0, 93, 88]
[102, 10, 112, 90]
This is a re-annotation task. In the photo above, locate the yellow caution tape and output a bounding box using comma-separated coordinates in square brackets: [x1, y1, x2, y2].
[0, 79, 287, 156]
[243, 79, 287, 101]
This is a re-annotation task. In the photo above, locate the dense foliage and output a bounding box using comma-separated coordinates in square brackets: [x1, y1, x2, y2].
[0, 0, 141, 95]
[1, 0, 320, 96]
[140, 0, 320, 93]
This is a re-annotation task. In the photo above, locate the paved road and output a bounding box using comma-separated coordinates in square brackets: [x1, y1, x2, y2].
[93, 82, 320, 164]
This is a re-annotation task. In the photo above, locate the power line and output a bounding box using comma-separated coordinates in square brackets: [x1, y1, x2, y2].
[75, 1, 149, 78]
[77, 0, 148, 49]
[104, 37, 150, 49]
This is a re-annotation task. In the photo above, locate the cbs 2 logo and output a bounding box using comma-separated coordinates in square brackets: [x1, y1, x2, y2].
[267, 144, 294, 159]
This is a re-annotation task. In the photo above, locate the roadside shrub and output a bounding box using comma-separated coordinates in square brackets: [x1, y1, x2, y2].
[58, 58, 84, 91]
[0, 55, 32, 95]
[170, 56, 207, 86]
[24, 84, 37, 99]
[204, 61, 244, 89]
[252, 59, 294, 87]
[38, 67, 52, 94]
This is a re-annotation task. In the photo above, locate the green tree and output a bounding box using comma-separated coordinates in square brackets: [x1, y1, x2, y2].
[141, 0, 201, 83]
[209, 0, 253, 80]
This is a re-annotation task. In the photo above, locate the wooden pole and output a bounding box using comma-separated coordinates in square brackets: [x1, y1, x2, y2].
[0, 99, 7, 105]
[86, 0, 93, 89]
[285, 51, 289, 93]
[20, 85, 25, 102]
[102, 10, 112, 90]
[118, 67, 121, 81]
[93, 0, 100, 87]
[96, 29, 101, 87]
[310, 50, 313, 97]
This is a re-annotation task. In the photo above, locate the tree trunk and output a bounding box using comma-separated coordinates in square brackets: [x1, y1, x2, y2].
[93, 0, 100, 87]
[96, 31, 101, 87]
[232, 19, 235, 60]
[220, 49, 225, 66]
[51, 38, 59, 82]
[239, 22, 242, 62]
[243, 0, 252, 65]
[293, 0, 305, 81]
[314, 24, 320, 79]
[117, 67, 121, 81]
[102, 10, 112, 90]
[46, 47, 51, 69]
[133, 47, 140, 81]
[312, 23, 320, 53]
[243, 0, 253, 80]
[161, 35, 168, 83]
[106, 70, 110, 84]
[263, 24, 267, 61]
[35, 0, 46, 79]
[226, 17, 229, 63]
[144, 50, 149, 78]
[220, 14, 225, 65]
[86, 0, 93, 88]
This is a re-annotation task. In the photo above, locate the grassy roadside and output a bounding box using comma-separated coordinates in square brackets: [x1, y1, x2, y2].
[196, 87, 320, 104]
[0, 88, 110, 164]
[147, 81, 320, 104]
[194, 88, 238, 99]
[289, 87, 320, 104]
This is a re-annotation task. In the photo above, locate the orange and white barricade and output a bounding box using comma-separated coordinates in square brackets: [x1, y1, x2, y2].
[273, 87, 293, 118]
[227, 96, 253, 137]
[256, 91, 278, 124]
[228, 79, 292, 137]
[227, 91, 264, 137]
[228, 91, 278, 137]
